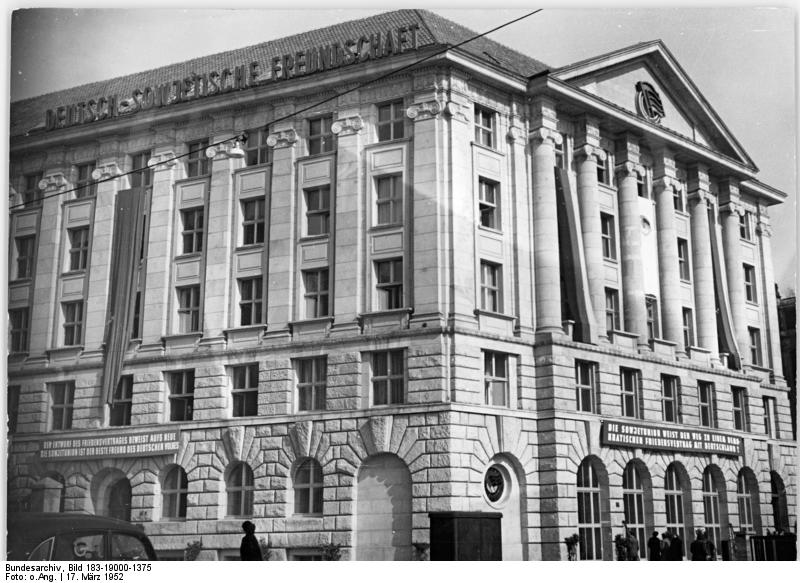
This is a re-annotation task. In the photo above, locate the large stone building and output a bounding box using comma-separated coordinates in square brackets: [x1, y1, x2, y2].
[6, 9, 796, 560]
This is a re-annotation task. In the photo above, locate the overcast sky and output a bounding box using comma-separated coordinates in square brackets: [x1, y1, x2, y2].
[6, 2, 797, 294]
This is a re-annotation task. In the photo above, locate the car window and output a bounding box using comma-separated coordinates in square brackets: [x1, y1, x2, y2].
[27, 538, 54, 560]
[110, 533, 149, 560]
[53, 533, 105, 561]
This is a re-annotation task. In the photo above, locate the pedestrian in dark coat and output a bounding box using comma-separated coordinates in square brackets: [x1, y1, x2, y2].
[647, 531, 661, 561]
[626, 529, 640, 561]
[240, 520, 263, 561]
[668, 533, 684, 561]
[690, 530, 707, 561]
[704, 536, 716, 561]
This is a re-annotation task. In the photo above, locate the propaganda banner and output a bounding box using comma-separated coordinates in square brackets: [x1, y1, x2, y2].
[601, 420, 742, 457]
[38, 429, 180, 460]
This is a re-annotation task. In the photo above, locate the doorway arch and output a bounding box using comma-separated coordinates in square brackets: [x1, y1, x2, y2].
[91, 469, 131, 521]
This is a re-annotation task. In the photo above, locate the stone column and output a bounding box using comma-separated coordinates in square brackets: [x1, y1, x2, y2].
[718, 179, 748, 363]
[202, 134, 244, 344]
[756, 211, 784, 381]
[529, 98, 563, 335]
[653, 150, 684, 352]
[264, 121, 298, 338]
[687, 165, 719, 359]
[616, 155, 648, 348]
[574, 121, 607, 341]
[331, 110, 363, 333]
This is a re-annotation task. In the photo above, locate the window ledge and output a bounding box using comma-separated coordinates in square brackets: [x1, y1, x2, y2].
[175, 252, 203, 261]
[10, 278, 32, 285]
[163, 332, 203, 351]
[470, 141, 505, 157]
[46, 346, 83, 363]
[288, 317, 334, 337]
[477, 225, 503, 236]
[473, 309, 515, 336]
[368, 223, 404, 233]
[298, 234, 330, 243]
[235, 243, 266, 252]
[224, 326, 266, 347]
[358, 308, 412, 333]
[62, 270, 87, 277]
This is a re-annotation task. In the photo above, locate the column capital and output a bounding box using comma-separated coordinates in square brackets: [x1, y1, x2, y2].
[528, 126, 562, 147]
[719, 200, 745, 217]
[331, 115, 364, 136]
[652, 175, 678, 194]
[204, 139, 245, 161]
[147, 151, 177, 171]
[756, 220, 773, 238]
[614, 161, 643, 179]
[38, 172, 68, 193]
[687, 188, 714, 206]
[406, 100, 442, 121]
[573, 143, 606, 163]
[91, 162, 122, 181]
[266, 128, 298, 149]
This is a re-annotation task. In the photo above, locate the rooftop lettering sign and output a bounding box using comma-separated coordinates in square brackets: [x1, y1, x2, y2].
[38, 429, 180, 460]
[601, 420, 743, 457]
[44, 23, 421, 131]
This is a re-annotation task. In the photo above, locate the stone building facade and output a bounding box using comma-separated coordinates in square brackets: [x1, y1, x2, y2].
[7, 10, 796, 560]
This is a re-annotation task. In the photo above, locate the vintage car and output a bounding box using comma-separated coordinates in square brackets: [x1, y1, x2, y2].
[6, 513, 157, 561]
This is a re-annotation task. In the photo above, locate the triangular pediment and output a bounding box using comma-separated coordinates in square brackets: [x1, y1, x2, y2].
[552, 41, 755, 169]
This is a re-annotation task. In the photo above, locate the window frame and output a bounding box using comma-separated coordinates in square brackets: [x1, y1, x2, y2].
[480, 260, 502, 313]
[49, 381, 75, 431]
[596, 153, 611, 186]
[677, 238, 691, 281]
[130, 150, 153, 189]
[375, 174, 403, 226]
[375, 258, 404, 310]
[307, 115, 335, 155]
[575, 360, 599, 414]
[304, 185, 331, 236]
[682, 307, 695, 349]
[296, 356, 327, 412]
[605, 288, 621, 333]
[763, 396, 778, 438]
[186, 139, 210, 178]
[75, 162, 97, 199]
[176, 285, 201, 333]
[743, 264, 758, 303]
[15, 235, 36, 280]
[620, 368, 641, 419]
[478, 177, 500, 230]
[293, 458, 324, 516]
[241, 198, 266, 246]
[371, 349, 405, 406]
[483, 351, 509, 407]
[473, 105, 495, 149]
[161, 466, 188, 520]
[8, 385, 21, 434]
[748, 326, 763, 367]
[577, 459, 604, 561]
[302, 269, 330, 319]
[600, 213, 617, 260]
[661, 374, 681, 423]
[226, 462, 255, 517]
[377, 101, 405, 142]
[67, 227, 90, 272]
[244, 128, 272, 166]
[62, 300, 85, 346]
[110, 375, 134, 427]
[732, 386, 748, 432]
[698, 381, 716, 428]
[645, 295, 659, 341]
[739, 211, 753, 241]
[168, 370, 195, 422]
[9, 307, 30, 353]
[231, 364, 259, 418]
[238, 277, 263, 327]
[22, 173, 43, 208]
[180, 207, 205, 255]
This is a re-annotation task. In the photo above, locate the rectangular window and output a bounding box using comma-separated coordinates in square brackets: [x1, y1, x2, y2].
[8, 385, 20, 434]
[484, 351, 509, 407]
[232, 364, 259, 417]
[748, 327, 763, 366]
[372, 349, 405, 406]
[68, 227, 90, 271]
[646, 296, 659, 341]
[763, 397, 778, 438]
[303, 269, 329, 318]
[177, 285, 201, 333]
[49, 381, 75, 430]
[297, 357, 327, 411]
[576, 360, 599, 414]
[480, 261, 502, 313]
[682, 307, 695, 348]
[478, 178, 500, 230]
[661, 375, 681, 423]
[474, 105, 494, 148]
[677, 238, 691, 281]
[554, 134, 566, 169]
[376, 258, 403, 310]
[636, 171, 648, 198]
[168, 370, 195, 422]
[673, 189, 685, 212]
[732, 387, 748, 431]
[605, 288, 620, 333]
[308, 116, 334, 155]
[181, 208, 204, 254]
[75, 162, 97, 198]
[62, 301, 84, 346]
[15, 235, 36, 280]
[244, 128, 272, 166]
[377, 101, 405, 142]
[186, 139, 210, 177]
[600, 213, 617, 260]
[596, 153, 611, 186]
[241, 198, 266, 245]
[620, 368, 641, 419]
[375, 175, 403, 225]
[740, 211, 752, 241]
[305, 186, 330, 236]
[9, 308, 30, 353]
[23, 173, 43, 207]
[698, 381, 716, 428]
[238, 278, 263, 326]
[110, 375, 133, 427]
[744, 264, 757, 303]
[130, 150, 153, 188]
[131, 291, 142, 339]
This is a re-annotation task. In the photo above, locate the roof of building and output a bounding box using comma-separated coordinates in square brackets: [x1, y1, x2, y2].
[10, 9, 549, 138]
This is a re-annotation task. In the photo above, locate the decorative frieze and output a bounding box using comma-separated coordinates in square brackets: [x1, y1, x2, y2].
[266, 129, 298, 149]
[331, 115, 364, 136]
[406, 100, 442, 121]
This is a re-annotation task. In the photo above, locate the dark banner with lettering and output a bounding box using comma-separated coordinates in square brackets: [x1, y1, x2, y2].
[601, 420, 743, 457]
[38, 430, 180, 460]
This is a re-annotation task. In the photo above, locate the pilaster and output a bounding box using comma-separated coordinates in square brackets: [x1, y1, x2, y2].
[718, 179, 748, 367]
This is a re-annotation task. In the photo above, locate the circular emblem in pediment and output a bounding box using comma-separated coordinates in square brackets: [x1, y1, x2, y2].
[635, 81, 665, 124]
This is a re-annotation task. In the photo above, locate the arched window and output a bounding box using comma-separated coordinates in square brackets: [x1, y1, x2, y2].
[162, 466, 188, 519]
[227, 463, 254, 517]
[770, 471, 789, 532]
[622, 462, 647, 559]
[577, 459, 603, 560]
[294, 459, 323, 515]
[702, 467, 722, 547]
[665, 465, 684, 535]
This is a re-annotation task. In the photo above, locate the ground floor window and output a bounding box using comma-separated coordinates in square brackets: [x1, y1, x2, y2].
[577, 458, 604, 560]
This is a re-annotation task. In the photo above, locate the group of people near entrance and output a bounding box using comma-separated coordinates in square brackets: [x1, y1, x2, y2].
[644, 529, 717, 561]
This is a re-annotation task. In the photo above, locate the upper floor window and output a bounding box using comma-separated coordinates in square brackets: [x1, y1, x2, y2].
[110, 375, 133, 427]
[377, 101, 405, 142]
[596, 153, 611, 186]
[305, 186, 330, 236]
[474, 105, 495, 148]
[181, 208, 204, 254]
[480, 261, 502, 313]
[739, 211, 753, 241]
[162, 466, 188, 519]
[241, 198, 265, 245]
[732, 387, 748, 432]
[9, 307, 30, 353]
[62, 301, 84, 346]
[636, 170, 648, 198]
[294, 459, 324, 515]
[682, 307, 695, 349]
[605, 288, 620, 333]
[576, 360, 599, 414]
[244, 128, 272, 166]
[177, 285, 201, 333]
[645, 296, 660, 341]
[75, 162, 97, 198]
[308, 116, 334, 155]
[49, 381, 75, 431]
[8, 385, 20, 434]
[14, 235, 36, 280]
[677, 238, 691, 281]
[232, 364, 259, 417]
[297, 357, 327, 412]
[227, 462, 255, 517]
[130, 150, 153, 188]
[22, 173, 42, 208]
[168, 370, 195, 422]
[620, 368, 641, 419]
[478, 178, 500, 230]
[375, 258, 403, 310]
[554, 134, 567, 169]
[673, 188, 685, 212]
[763, 396, 778, 438]
[186, 139, 210, 177]
[484, 351, 509, 407]
[131, 292, 142, 340]
[600, 213, 617, 260]
[303, 269, 329, 318]
[371, 349, 405, 406]
[375, 175, 403, 226]
[698, 381, 716, 428]
[661, 375, 681, 423]
[238, 277, 263, 326]
[748, 327, 763, 367]
[743, 264, 757, 303]
[68, 227, 90, 271]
